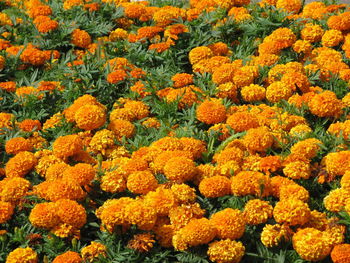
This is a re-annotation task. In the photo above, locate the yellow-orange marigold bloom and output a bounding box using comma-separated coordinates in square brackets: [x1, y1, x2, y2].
[5, 151, 37, 178]
[127, 170, 158, 195]
[0, 201, 14, 223]
[276, 0, 301, 13]
[309, 91, 343, 117]
[81, 242, 107, 262]
[231, 171, 271, 197]
[53, 134, 83, 159]
[266, 81, 293, 103]
[172, 217, 216, 250]
[261, 224, 291, 247]
[144, 186, 177, 216]
[71, 29, 91, 48]
[56, 199, 86, 229]
[0, 177, 30, 203]
[5, 247, 38, 263]
[240, 84, 266, 102]
[124, 200, 157, 230]
[325, 151, 350, 176]
[322, 29, 344, 47]
[166, 85, 203, 109]
[292, 228, 332, 261]
[290, 138, 321, 159]
[243, 126, 274, 152]
[283, 160, 311, 180]
[226, 111, 259, 132]
[243, 199, 273, 225]
[101, 170, 126, 193]
[170, 184, 196, 203]
[169, 203, 205, 230]
[196, 99, 226, 125]
[35, 179, 86, 201]
[210, 208, 246, 240]
[273, 198, 310, 226]
[5, 137, 32, 155]
[213, 147, 244, 165]
[62, 163, 95, 186]
[171, 73, 193, 88]
[279, 184, 309, 202]
[327, 12, 350, 31]
[179, 137, 206, 160]
[124, 100, 150, 120]
[331, 244, 350, 263]
[163, 156, 197, 183]
[19, 119, 41, 132]
[52, 251, 82, 263]
[301, 24, 324, 43]
[189, 46, 213, 65]
[109, 28, 128, 41]
[107, 70, 128, 84]
[207, 239, 245, 263]
[33, 16, 58, 33]
[74, 104, 106, 130]
[29, 202, 60, 229]
[108, 119, 135, 140]
[212, 63, 237, 85]
[341, 171, 350, 190]
[0, 81, 16, 92]
[292, 40, 312, 54]
[199, 176, 231, 198]
[324, 188, 350, 213]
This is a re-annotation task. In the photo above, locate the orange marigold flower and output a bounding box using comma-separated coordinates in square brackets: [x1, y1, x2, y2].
[231, 171, 271, 197]
[325, 151, 350, 176]
[292, 40, 312, 54]
[207, 239, 245, 263]
[290, 138, 321, 159]
[163, 156, 197, 183]
[240, 84, 266, 102]
[74, 104, 106, 130]
[196, 99, 226, 125]
[301, 23, 324, 43]
[243, 199, 273, 225]
[71, 29, 91, 49]
[144, 186, 177, 216]
[124, 200, 157, 230]
[273, 199, 310, 226]
[0, 177, 30, 203]
[276, 0, 301, 13]
[324, 188, 350, 213]
[5, 247, 38, 263]
[210, 208, 245, 240]
[243, 126, 274, 153]
[153, 6, 186, 27]
[124, 100, 150, 120]
[18, 119, 41, 132]
[170, 184, 196, 203]
[101, 170, 126, 193]
[226, 111, 259, 132]
[33, 16, 58, 33]
[55, 199, 86, 228]
[266, 81, 293, 103]
[179, 137, 206, 160]
[341, 171, 350, 190]
[212, 63, 236, 85]
[169, 203, 205, 230]
[52, 134, 83, 159]
[166, 85, 203, 109]
[0, 81, 16, 92]
[279, 184, 309, 202]
[322, 29, 343, 47]
[261, 224, 291, 247]
[29, 202, 60, 229]
[0, 201, 14, 224]
[81, 242, 107, 262]
[309, 91, 343, 118]
[108, 119, 135, 140]
[292, 228, 332, 261]
[107, 70, 128, 84]
[109, 28, 128, 41]
[52, 251, 82, 263]
[189, 46, 213, 65]
[35, 179, 86, 201]
[5, 137, 33, 155]
[62, 163, 95, 186]
[127, 170, 158, 194]
[172, 73, 193, 88]
[172, 217, 216, 250]
[331, 244, 350, 263]
[5, 151, 37, 178]
[199, 176, 231, 198]
[327, 12, 350, 31]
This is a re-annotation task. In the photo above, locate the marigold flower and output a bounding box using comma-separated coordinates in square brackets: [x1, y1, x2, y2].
[166, 85, 203, 109]
[266, 81, 292, 103]
[301, 23, 324, 43]
[124, 200, 157, 230]
[35, 179, 85, 201]
[199, 176, 231, 198]
[279, 184, 309, 202]
[52, 251, 82, 263]
[169, 203, 205, 230]
[55, 199, 86, 229]
[189, 46, 213, 65]
[0, 81, 16, 92]
[179, 137, 206, 160]
[292, 228, 332, 261]
[74, 104, 106, 130]
[172, 217, 216, 250]
[207, 239, 245, 263]
[109, 28, 128, 41]
[170, 184, 196, 203]
[212, 63, 237, 85]
[5, 247, 38, 263]
[29, 202, 60, 229]
[107, 70, 128, 84]
[0, 201, 14, 223]
[325, 151, 350, 176]
[210, 208, 245, 240]
[128, 233, 155, 253]
[331, 244, 350, 263]
[108, 119, 135, 140]
[196, 99, 226, 125]
[243, 199, 273, 225]
[62, 163, 95, 186]
[5, 137, 33, 155]
[273, 198, 310, 225]
[5, 151, 37, 178]
[292, 40, 312, 54]
[53, 134, 83, 159]
[124, 100, 150, 120]
[226, 111, 259, 132]
[163, 156, 197, 183]
[127, 170, 158, 195]
[240, 84, 266, 102]
[101, 170, 126, 193]
[324, 188, 350, 213]
[213, 147, 244, 165]
[81, 242, 107, 262]
[243, 126, 274, 152]
[309, 91, 343, 117]
[322, 29, 343, 47]
[276, 0, 301, 13]
[261, 224, 291, 247]
[144, 186, 177, 216]
[231, 171, 271, 197]
[33, 16, 58, 33]
[71, 29, 91, 48]
[0, 177, 30, 203]
[19, 119, 41, 132]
